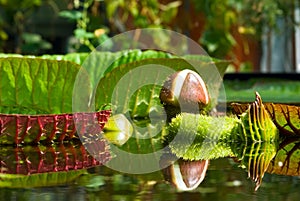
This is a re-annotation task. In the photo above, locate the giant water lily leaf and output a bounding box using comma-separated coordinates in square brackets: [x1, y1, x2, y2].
[95, 58, 227, 118]
[0, 50, 174, 115]
[0, 50, 227, 77]
[0, 52, 228, 144]
[0, 50, 172, 77]
[232, 101, 300, 138]
[0, 51, 227, 115]
[0, 57, 113, 144]
[0, 50, 171, 98]
[0, 57, 88, 114]
[264, 103, 300, 137]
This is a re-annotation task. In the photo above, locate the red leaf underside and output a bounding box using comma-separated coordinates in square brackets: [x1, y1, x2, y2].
[0, 110, 111, 144]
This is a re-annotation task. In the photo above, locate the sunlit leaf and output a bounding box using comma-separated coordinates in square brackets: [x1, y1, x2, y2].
[0, 51, 228, 144]
[0, 57, 86, 114]
[96, 58, 227, 118]
[232, 100, 300, 138]
[264, 103, 300, 137]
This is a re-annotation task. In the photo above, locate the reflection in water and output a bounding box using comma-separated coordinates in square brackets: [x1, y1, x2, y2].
[0, 141, 110, 175]
[160, 153, 209, 191]
[160, 134, 300, 192]
[2, 135, 300, 200]
[232, 141, 277, 190]
[102, 114, 133, 146]
[268, 138, 300, 176]
[231, 137, 300, 190]
[2, 116, 300, 197]
[0, 140, 111, 188]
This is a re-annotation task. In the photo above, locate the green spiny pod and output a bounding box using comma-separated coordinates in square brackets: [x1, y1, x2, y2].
[162, 93, 279, 160]
[163, 113, 237, 160]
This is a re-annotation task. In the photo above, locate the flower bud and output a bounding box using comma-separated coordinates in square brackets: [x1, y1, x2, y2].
[160, 69, 210, 119]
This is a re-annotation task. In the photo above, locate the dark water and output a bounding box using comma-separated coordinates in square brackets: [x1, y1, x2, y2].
[1, 156, 300, 201]
[1, 100, 300, 201]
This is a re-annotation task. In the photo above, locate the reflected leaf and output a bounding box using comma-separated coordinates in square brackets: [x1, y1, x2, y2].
[0, 169, 86, 188]
[160, 153, 209, 191]
[0, 141, 111, 188]
[268, 138, 300, 176]
[0, 142, 110, 175]
[232, 141, 277, 191]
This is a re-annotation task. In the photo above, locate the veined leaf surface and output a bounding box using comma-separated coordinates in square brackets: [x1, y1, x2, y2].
[232, 102, 300, 137]
[0, 57, 88, 114]
[0, 53, 228, 144]
[95, 58, 227, 118]
[0, 51, 172, 114]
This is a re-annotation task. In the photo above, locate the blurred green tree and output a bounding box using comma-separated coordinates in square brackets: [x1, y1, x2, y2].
[0, 0, 52, 53]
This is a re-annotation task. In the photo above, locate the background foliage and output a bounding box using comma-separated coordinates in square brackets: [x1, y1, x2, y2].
[0, 0, 297, 71]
